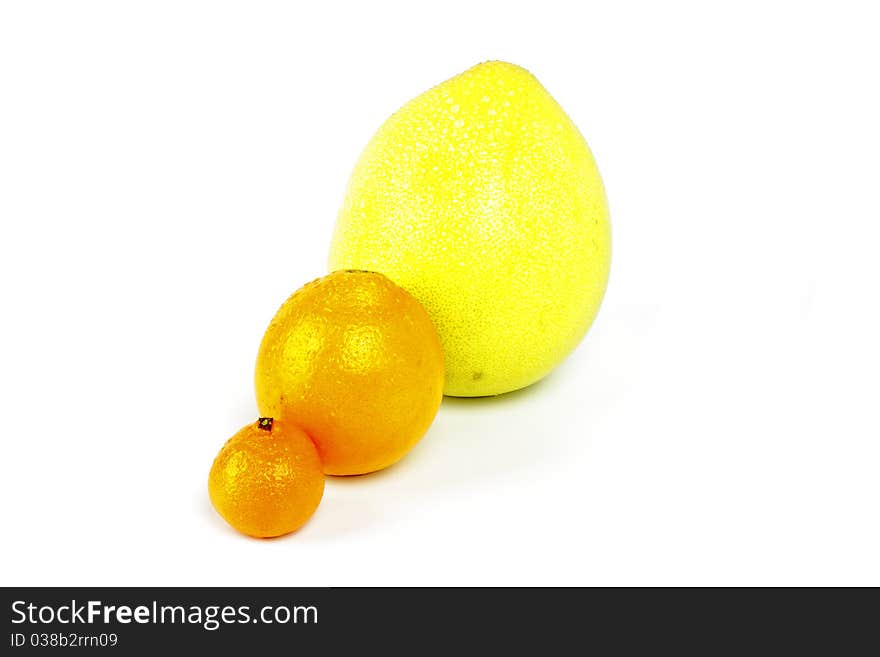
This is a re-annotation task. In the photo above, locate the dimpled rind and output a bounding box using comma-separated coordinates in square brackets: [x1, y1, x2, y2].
[329, 61, 611, 397]
[254, 271, 445, 476]
[208, 419, 324, 538]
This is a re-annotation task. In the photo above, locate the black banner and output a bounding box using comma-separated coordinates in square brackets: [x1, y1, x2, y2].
[1, 587, 875, 652]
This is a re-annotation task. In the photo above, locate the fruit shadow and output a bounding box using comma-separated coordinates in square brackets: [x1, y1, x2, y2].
[303, 354, 604, 539]
[205, 373, 576, 542]
[200, 485, 375, 542]
[327, 365, 569, 492]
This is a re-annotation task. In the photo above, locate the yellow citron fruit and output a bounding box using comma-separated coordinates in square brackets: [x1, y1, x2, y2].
[208, 418, 324, 538]
[329, 61, 611, 396]
[255, 270, 444, 475]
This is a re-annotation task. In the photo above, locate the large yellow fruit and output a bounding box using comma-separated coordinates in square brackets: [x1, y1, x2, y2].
[329, 61, 610, 397]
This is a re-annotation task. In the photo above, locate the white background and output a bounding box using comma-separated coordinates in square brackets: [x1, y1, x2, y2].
[2, 1, 878, 586]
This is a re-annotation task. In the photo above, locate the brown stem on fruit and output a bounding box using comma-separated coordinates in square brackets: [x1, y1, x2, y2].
[257, 417, 274, 432]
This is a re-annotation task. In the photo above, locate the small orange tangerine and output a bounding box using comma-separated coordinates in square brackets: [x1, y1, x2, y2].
[208, 418, 324, 538]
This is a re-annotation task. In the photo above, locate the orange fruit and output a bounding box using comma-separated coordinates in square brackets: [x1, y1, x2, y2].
[208, 418, 324, 538]
[254, 270, 445, 475]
